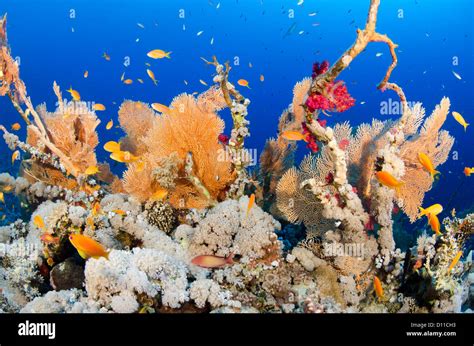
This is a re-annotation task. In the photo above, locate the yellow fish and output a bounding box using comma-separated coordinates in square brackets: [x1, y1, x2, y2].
[11, 123, 21, 131]
[33, 215, 45, 229]
[237, 79, 251, 88]
[106, 120, 114, 130]
[418, 152, 440, 179]
[102, 52, 110, 61]
[84, 165, 100, 175]
[93, 103, 106, 111]
[103, 141, 121, 153]
[147, 49, 172, 59]
[112, 209, 127, 216]
[464, 167, 474, 177]
[373, 276, 384, 300]
[146, 69, 158, 85]
[418, 203, 443, 218]
[84, 70, 89, 78]
[91, 202, 101, 216]
[281, 130, 307, 142]
[0, 192, 4, 203]
[246, 193, 255, 217]
[110, 151, 139, 163]
[151, 103, 170, 114]
[375, 171, 404, 193]
[69, 234, 109, 260]
[452, 111, 469, 131]
[150, 188, 168, 201]
[427, 213, 441, 235]
[123, 79, 133, 85]
[11, 150, 20, 164]
[448, 250, 463, 272]
[66, 87, 81, 101]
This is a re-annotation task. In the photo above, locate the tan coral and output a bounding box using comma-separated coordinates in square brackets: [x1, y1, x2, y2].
[118, 101, 155, 155]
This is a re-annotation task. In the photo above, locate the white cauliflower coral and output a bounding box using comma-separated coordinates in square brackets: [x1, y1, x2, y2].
[184, 196, 281, 262]
[84, 248, 189, 311]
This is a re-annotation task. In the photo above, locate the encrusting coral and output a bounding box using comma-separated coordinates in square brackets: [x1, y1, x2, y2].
[0, 0, 472, 315]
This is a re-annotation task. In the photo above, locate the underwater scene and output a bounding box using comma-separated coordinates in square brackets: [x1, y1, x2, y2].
[0, 0, 473, 316]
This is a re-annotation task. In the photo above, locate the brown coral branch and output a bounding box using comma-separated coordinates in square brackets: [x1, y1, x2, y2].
[308, 0, 403, 110]
[185, 152, 217, 207]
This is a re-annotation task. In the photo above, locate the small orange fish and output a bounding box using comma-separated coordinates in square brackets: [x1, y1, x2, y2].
[0, 192, 4, 203]
[418, 204, 443, 218]
[2, 185, 13, 193]
[66, 87, 81, 101]
[84, 70, 89, 78]
[237, 79, 250, 88]
[103, 141, 121, 153]
[123, 79, 133, 85]
[151, 103, 170, 114]
[191, 254, 234, 268]
[375, 171, 404, 194]
[281, 130, 307, 142]
[260, 74, 264, 82]
[147, 49, 172, 59]
[93, 103, 106, 111]
[102, 52, 111, 61]
[413, 258, 423, 270]
[464, 167, 474, 176]
[91, 202, 101, 216]
[135, 160, 145, 172]
[106, 120, 114, 130]
[40, 233, 59, 244]
[11, 150, 19, 164]
[11, 123, 21, 131]
[84, 165, 100, 175]
[418, 153, 440, 179]
[427, 213, 441, 235]
[246, 194, 255, 217]
[33, 215, 45, 229]
[69, 233, 109, 260]
[110, 150, 139, 163]
[112, 209, 126, 216]
[373, 275, 384, 300]
[448, 250, 463, 272]
[146, 69, 158, 85]
[150, 188, 168, 201]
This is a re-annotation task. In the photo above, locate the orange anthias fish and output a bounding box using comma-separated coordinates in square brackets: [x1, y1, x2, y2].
[123, 79, 133, 85]
[84, 165, 100, 175]
[246, 193, 255, 217]
[11, 123, 21, 131]
[84, 70, 89, 78]
[418, 152, 440, 179]
[418, 203, 443, 218]
[110, 151, 139, 163]
[464, 167, 474, 176]
[102, 52, 111, 61]
[151, 103, 170, 114]
[146, 69, 158, 85]
[0, 192, 4, 203]
[147, 49, 172, 59]
[11, 150, 20, 164]
[427, 213, 441, 235]
[150, 188, 168, 202]
[69, 233, 109, 260]
[191, 254, 234, 268]
[260, 74, 265, 82]
[112, 209, 127, 216]
[375, 171, 404, 193]
[93, 103, 106, 111]
[66, 87, 81, 101]
[33, 215, 45, 229]
[40, 233, 59, 244]
[373, 275, 384, 300]
[281, 130, 307, 142]
[91, 202, 101, 216]
[103, 141, 121, 153]
[237, 79, 250, 88]
[448, 250, 463, 272]
[106, 120, 114, 130]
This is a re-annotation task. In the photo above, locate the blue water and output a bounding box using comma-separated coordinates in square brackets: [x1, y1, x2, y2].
[0, 0, 473, 240]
